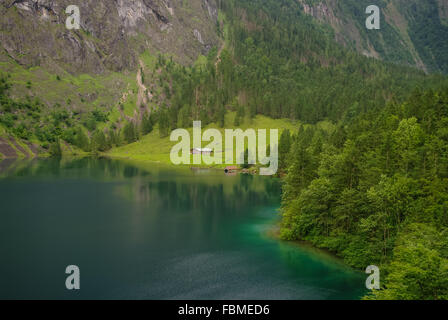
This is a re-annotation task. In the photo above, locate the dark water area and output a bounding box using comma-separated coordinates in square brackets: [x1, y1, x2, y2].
[0, 158, 366, 299]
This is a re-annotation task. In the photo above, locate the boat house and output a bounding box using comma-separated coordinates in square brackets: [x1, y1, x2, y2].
[224, 166, 239, 173]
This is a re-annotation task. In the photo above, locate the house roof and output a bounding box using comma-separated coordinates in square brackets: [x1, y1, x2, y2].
[192, 148, 213, 152]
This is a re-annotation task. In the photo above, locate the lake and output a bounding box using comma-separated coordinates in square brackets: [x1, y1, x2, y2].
[0, 158, 366, 299]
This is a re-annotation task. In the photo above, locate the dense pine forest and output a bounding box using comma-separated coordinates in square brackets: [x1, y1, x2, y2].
[280, 87, 448, 299]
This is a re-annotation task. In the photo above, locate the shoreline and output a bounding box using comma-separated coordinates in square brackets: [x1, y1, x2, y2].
[103, 153, 263, 174]
[264, 218, 364, 273]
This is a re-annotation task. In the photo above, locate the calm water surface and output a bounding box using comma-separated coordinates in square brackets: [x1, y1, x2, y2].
[0, 158, 366, 299]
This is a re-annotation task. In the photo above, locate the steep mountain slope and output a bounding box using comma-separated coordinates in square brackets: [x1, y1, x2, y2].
[299, 0, 448, 73]
[0, 0, 219, 73]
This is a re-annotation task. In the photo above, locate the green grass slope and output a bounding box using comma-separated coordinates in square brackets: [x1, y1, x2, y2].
[107, 112, 313, 167]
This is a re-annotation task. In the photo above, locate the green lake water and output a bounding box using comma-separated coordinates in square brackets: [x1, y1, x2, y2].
[0, 158, 366, 299]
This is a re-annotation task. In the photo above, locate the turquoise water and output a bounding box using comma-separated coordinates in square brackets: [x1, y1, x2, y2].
[0, 158, 366, 299]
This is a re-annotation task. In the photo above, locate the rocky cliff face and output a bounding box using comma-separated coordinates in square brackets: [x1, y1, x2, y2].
[298, 0, 448, 73]
[0, 0, 220, 74]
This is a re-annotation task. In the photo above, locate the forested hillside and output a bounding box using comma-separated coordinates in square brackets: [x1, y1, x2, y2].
[108, 0, 448, 140]
[280, 87, 448, 299]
